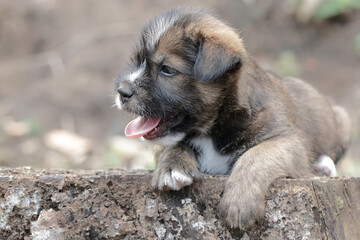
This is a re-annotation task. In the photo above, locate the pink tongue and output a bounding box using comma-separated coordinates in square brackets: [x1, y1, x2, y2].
[124, 116, 161, 138]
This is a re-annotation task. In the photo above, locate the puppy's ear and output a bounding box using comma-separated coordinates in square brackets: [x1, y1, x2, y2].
[194, 38, 242, 82]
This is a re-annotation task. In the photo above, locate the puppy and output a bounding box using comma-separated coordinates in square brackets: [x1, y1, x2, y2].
[115, 8, 351, 228]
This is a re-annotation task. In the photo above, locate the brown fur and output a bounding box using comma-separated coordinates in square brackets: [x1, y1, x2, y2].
[115, 8, 351, 229]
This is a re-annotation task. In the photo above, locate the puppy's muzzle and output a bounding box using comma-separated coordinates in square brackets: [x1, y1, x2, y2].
[117, 82, 134, 104]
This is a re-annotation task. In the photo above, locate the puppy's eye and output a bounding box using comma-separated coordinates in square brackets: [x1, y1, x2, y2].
[159, 65, 178, 77]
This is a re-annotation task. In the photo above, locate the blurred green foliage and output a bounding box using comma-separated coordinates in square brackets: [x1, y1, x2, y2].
[105, 149, 122, 168]
[339, 154, 360, 176]
[274, 50, 302, 76]
[0, 152, 4, 164]
[314, 0, 360, 21]
[144, 161, 155, 170]
[25, 119, 42, 137]
[355, 33, 360, 57]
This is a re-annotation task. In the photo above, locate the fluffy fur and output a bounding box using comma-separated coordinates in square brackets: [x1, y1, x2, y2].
[115, 8, 351, 229]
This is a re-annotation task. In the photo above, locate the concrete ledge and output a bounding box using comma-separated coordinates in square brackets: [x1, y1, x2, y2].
[0, 168, 359, 239]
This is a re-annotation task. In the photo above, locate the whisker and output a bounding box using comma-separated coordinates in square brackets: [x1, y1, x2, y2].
[111, 102, 118, 109]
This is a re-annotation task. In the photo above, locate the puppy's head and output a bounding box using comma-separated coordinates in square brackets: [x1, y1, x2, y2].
[115, 8, 247, 145]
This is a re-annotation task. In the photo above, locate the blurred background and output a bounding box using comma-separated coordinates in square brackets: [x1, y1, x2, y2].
[0, 0, 359, 176]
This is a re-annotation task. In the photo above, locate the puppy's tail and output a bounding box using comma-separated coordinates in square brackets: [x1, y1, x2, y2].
[332, 105, 351, 162]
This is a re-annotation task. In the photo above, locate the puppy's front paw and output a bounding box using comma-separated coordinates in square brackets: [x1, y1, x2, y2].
[218, 187, 264, 229]
[152, 165, 200, 191]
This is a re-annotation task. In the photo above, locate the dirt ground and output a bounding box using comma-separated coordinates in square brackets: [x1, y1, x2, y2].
[0, 0, 359, 176]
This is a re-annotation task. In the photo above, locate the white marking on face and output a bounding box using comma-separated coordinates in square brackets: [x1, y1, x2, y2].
[128, 61, 146, 82]
[144, 15, 179, 49]
[313, 155, 337, 177]
[189, 137, 232, 174]
[152, 133, 185, 146]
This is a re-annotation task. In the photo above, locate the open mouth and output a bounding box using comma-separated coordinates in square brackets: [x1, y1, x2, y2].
[124, 113, 184, 140]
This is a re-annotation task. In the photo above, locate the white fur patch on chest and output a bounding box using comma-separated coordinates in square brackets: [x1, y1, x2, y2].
[189, 137, 232, 174]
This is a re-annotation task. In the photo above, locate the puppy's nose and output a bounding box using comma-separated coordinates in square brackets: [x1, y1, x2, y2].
[117, 83, 134, 103]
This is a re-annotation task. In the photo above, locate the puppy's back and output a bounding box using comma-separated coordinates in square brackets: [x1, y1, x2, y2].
[331, 105, 351, 161]
[273, 74, 350, 162]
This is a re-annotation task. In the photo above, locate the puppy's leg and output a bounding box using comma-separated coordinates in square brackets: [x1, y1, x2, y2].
[218, 136, 313, 229]
[152, 144, 200, 190]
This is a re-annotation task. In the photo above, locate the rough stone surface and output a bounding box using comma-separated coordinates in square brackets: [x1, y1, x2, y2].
[0, 168, 359, 239]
